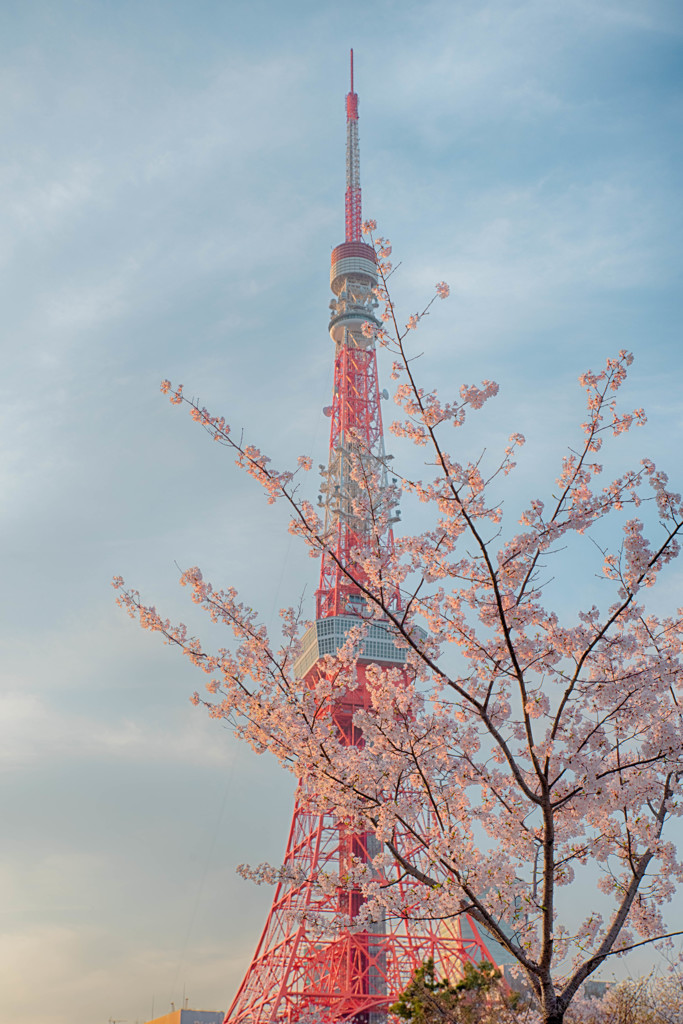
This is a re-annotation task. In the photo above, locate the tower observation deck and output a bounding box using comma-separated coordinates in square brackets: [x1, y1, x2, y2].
[223, 52, 499, 1024]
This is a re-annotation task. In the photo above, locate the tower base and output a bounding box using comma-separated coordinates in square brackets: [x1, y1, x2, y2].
[225, 789, 499, 1024]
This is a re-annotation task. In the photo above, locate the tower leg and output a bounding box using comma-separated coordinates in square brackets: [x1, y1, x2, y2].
[225, 785, 500, 1024]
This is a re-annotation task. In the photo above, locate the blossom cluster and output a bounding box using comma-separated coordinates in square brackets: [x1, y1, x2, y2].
[120, 238, 683, 1024]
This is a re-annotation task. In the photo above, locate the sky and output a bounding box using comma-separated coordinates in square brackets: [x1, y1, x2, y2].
[1, 1, 683, 1022]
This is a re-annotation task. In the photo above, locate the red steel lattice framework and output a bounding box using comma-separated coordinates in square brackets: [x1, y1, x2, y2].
[225, 51, 500, 1024]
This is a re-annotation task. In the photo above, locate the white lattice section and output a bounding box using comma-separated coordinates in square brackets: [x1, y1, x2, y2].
[294, 616, 408, 679]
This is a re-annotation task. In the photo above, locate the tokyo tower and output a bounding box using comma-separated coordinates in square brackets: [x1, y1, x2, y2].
[224, 52, 499, 1024]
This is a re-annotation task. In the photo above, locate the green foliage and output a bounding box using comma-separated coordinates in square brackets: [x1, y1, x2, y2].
[390, 957, 507, 1024]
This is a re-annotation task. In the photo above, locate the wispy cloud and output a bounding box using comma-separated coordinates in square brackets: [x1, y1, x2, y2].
[1, 4, 681, 1022]
[0, 689, 233, 769]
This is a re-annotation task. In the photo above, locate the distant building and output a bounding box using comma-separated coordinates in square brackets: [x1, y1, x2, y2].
[440, 914, 521, 978]
[143, 1010, 223, 1024]
[583, 980, 609, 999]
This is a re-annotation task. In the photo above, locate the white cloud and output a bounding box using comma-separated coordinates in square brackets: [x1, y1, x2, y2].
[0, 688, 233, 770]
[0, 4, 681, 1021]
[6, 161, 99, 233]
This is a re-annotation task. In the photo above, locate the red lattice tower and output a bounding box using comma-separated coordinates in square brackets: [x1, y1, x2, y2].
[225, 51, 500, 1024]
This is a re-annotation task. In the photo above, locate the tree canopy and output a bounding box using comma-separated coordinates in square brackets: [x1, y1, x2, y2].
[117, 229, 683, 1024]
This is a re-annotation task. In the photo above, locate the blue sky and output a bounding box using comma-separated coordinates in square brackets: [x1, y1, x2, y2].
[1, 2, 682, 1022]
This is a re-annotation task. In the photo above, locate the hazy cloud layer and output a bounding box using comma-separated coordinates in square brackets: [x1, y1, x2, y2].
[2, 1, 682, 1022]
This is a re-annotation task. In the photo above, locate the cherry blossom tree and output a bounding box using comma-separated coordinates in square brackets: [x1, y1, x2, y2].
[115, 227, 683, 1024]
[567, 967, 683, 1024]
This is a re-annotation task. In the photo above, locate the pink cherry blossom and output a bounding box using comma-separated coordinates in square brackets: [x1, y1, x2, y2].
[119, 253, 683, 1024]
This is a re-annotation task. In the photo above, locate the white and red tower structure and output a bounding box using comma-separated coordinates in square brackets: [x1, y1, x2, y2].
[224, 52, 499, 1024]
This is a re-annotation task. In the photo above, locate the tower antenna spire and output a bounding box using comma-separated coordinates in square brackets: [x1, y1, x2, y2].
[345, 47, 361, 241]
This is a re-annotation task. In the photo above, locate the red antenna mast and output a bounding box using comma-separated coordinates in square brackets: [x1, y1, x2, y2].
[345, 48, 362, 242]
[223, 54, 500, 1024]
